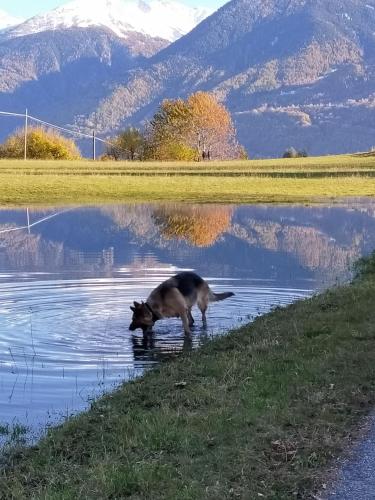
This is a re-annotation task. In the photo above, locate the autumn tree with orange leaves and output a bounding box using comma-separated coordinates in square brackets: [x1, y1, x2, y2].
[187, 92, 239, 159]
[153, 205, 233, 247]
[146, 92, 246, 160]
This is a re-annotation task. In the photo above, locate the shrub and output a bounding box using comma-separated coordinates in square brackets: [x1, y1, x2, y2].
[283, 147, 308, 159]
[238, 146, 249, 160]
[105, 128, 145, 161]
[146, 141, 197, 161]
[354, 252, 375, 280]
[0, 127, 81, 160]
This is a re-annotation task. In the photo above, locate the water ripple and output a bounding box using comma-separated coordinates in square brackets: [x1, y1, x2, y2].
[0, 270, 312, 434]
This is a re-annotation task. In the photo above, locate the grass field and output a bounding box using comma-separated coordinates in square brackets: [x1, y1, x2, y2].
[1, 254, 375, 499]
[2, 154, 375, 205]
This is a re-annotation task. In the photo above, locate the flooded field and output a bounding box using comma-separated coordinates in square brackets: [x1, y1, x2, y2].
[0, 201, 374, 438]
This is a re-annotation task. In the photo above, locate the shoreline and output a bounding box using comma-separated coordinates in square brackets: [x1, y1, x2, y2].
[1, 254, 375, 498]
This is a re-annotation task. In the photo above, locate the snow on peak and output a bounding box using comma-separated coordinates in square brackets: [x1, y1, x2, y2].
[5, 0, 213, 41]
[0, 9, 24, 31]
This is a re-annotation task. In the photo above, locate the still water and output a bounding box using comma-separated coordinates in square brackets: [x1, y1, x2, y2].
[0, 202, 374, 437]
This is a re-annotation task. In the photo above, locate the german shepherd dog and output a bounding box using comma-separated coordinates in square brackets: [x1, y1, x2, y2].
[129, 272, 234, 335]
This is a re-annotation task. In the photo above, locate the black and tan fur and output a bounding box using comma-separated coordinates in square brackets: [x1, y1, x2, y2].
[129, 272, 234, 334]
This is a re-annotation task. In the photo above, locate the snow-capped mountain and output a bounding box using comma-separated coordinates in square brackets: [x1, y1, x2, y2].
[5, 0, 213, 42]
[0, 9, 23, 31]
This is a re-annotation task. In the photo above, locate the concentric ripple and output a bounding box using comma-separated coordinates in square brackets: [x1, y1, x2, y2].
[0, 269, 312, 434]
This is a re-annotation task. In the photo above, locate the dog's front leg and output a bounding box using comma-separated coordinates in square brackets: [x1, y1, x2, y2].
[188, 308, 195, 327]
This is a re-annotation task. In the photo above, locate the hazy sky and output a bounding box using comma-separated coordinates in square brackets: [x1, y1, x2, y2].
[0, 0, 224, 19]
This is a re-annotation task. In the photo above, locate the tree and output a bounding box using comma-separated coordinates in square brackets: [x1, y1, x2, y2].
[145, 99, 196, 160]
[153, 205, 233, 247]
[146, 92, 245, 161]
[283, 147, 308, 158]
[104, 127, 145, 161]
[0, 126, 81, 160]
[186, 92, 238, 159]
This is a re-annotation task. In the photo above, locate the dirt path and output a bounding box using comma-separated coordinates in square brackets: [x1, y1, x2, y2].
[327, 416, 375, 500]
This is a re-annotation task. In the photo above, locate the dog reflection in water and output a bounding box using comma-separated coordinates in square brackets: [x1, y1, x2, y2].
[129, 272, 234, 335]
[131, 332, 193, 363]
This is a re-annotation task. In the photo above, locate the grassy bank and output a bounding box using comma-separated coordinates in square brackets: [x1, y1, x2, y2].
[2, 155, 375, 205]
[1, 256, 375, 499]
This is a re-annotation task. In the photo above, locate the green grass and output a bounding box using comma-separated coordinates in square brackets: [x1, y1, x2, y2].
[2, 255, 375, 499]
[2, 154, 375, 205]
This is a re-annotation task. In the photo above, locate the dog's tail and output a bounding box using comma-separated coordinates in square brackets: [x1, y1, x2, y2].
[209, 290, 235, 302]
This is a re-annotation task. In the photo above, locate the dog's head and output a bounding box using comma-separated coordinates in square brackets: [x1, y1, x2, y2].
[129, 301, 154, 333]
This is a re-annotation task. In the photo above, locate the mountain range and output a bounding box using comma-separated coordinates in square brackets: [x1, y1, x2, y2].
[3, 0, 211, 42]
[0, 0, 375, 157]
[0, 9, 23, 31]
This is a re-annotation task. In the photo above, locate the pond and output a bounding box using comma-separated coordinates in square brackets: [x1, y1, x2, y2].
[0, 201, 375, 440]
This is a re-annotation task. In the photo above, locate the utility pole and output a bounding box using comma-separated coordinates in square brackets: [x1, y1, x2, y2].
[92, 130, 96, 161]
[24, 108, 28, 161]
[26, 207, 30, 234]
[197, 132, 201, 161]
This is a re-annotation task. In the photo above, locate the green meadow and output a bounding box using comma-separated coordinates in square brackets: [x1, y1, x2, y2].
[1, 154, 375, 205]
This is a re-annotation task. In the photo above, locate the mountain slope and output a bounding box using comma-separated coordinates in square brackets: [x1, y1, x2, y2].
[0, 26, 169, 141]
[4, 0, 212, 42]
[0, 10, 23, 31]
[0, 0, 213, 145]
[84, 0, 375, 157]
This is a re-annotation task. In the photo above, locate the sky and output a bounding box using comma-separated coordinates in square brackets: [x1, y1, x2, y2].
[0, 0, 223, 19]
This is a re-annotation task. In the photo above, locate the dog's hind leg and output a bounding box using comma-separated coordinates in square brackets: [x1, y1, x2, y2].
[181, 310, 192, 335]
[166, 288, 192, 335]
[197, 295, 209, 328]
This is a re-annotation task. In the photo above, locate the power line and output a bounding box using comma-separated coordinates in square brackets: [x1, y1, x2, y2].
[28, 114, 94, 140]
[0, 109, 130, 158]
[0, 111, 26, 118]
[0, 208, 74, 235]
[24, 109, 28, 161]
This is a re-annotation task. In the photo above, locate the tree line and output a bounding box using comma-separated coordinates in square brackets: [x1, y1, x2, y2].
[104, 91, 246, 161]
[0, 91, 313, 161]
[0, 92, 246, 161]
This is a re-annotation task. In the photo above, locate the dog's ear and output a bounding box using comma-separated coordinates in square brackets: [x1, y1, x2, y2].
[133, 301, 141, 308]
[130, 306, 136, 312]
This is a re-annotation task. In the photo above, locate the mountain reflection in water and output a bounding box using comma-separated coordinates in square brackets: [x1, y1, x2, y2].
[0, 201, 374, 436]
